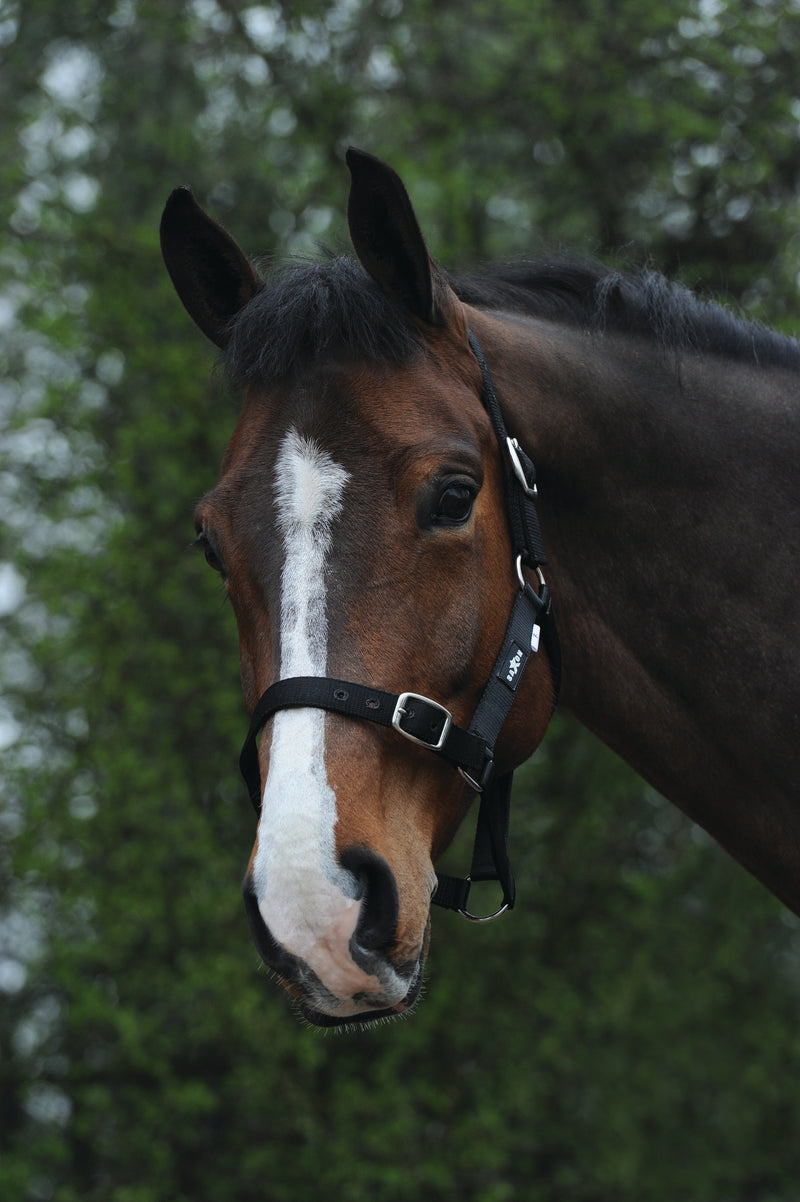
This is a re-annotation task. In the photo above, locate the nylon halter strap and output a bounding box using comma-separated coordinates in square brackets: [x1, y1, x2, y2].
[238, 329, 561, 922]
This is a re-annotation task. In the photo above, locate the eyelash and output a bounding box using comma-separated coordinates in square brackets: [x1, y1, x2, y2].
[193, 532, 226, 578]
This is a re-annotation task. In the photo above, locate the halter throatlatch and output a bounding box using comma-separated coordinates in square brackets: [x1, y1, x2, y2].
[238, 330, 560, 922]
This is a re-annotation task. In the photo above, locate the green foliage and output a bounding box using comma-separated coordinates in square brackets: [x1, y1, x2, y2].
[2, 1, 800, 1199]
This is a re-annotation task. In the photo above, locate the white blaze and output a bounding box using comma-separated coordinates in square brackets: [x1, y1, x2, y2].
[251, 428, 383, 1008]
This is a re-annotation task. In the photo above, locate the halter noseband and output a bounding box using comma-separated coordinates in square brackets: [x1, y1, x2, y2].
[239, 330, 561, 921]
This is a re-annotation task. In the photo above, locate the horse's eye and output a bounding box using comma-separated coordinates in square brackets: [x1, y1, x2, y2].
[434, 483, 476, 525]
[194, 531, 226, 577]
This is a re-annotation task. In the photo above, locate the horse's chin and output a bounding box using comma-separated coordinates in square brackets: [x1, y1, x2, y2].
[296, 964, 425, 1028]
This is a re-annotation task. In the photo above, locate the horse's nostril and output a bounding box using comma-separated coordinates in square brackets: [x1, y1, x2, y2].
[340, 846, 399, 953]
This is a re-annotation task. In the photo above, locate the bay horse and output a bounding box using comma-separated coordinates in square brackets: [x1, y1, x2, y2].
[161, 149, 800, 1027]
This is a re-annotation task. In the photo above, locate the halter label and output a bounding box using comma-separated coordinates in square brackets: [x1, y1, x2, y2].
[498, 641, 527, 692]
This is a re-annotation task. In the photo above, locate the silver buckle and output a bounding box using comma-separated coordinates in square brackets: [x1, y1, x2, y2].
[392, 693, 452, 751]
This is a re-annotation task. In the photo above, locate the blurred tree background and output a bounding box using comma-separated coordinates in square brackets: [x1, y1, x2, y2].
[2, 0, 800, 1198]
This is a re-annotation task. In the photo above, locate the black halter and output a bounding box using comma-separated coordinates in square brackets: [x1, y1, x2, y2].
[239, 330, 561, 921]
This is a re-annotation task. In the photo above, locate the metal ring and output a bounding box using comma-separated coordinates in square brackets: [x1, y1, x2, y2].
[457, 877, 510, 923]
[458, 766, 483, 793]
[515, 555, 547, 592]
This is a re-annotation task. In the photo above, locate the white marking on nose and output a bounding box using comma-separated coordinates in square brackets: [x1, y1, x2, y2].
[251, 429, 404, 1012]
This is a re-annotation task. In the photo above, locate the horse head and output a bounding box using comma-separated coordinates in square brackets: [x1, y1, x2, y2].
[160, 150, 557, 1026]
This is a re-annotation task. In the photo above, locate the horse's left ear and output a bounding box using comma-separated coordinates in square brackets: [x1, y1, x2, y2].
[346, 148, 452, 326]
[160, 187, 262, 348]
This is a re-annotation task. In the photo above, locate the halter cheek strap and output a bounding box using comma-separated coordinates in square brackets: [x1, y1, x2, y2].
[238, 330, 561, 922]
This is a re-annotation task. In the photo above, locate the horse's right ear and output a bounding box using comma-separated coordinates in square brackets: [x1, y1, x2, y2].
[159, 187, 261, 348]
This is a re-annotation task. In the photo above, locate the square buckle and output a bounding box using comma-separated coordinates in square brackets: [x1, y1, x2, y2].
[392, 693, 452, 751]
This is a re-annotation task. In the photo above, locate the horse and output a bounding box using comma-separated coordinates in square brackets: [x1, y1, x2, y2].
[160, 149, 800, 1027]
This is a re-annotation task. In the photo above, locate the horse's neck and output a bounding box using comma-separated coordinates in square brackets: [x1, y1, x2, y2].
[476, 310, 800, 912]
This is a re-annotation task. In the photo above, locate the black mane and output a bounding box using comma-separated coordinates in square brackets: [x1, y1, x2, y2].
[453, 261, 800, 370]
[224, 253, 800, 387]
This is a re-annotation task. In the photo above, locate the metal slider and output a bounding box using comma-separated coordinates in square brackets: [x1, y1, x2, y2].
[506, 436, 537, 498]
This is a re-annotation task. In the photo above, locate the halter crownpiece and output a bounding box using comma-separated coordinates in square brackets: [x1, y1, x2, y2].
[238, 331, 561, 922]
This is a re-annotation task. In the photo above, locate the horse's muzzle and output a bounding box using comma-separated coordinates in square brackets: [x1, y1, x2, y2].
[241, 852, 428, 1026]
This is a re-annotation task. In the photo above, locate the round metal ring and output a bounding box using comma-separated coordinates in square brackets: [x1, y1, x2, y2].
[457, 877, 510, 923]
[515, 555, 547, 592]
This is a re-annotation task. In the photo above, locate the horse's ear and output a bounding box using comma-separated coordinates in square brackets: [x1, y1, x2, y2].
[345, 148, 451, 326]
[159, 187, 261, 348]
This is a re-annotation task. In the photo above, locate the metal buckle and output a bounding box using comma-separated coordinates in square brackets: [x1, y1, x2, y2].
[392, 693, 452, 751]
[506, 437, 537, 498]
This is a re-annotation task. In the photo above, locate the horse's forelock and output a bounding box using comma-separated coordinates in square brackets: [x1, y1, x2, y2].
[223, 256, 425, 389]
